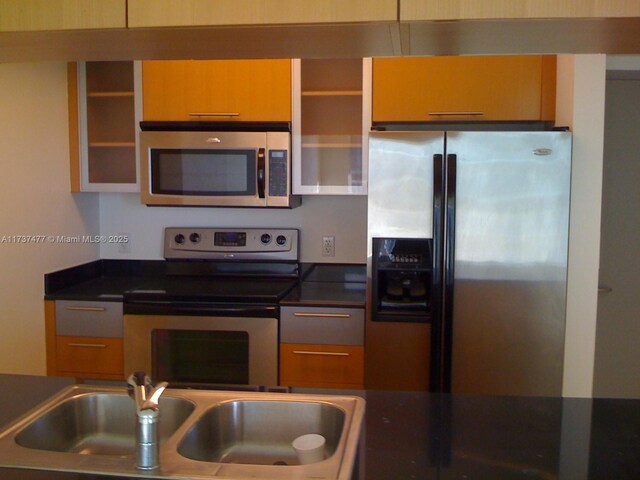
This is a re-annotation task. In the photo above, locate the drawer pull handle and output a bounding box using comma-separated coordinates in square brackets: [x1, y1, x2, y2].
[65, 306, 107, 312]
[292, 350, 349, 357]
[66, 343, 107, 348]
[429, 111, 484, 116]
[293, 313, 351, 319]
[189, 112, 240, 117]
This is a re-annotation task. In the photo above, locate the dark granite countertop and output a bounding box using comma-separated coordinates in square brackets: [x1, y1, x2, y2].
[281, 263, 366, 307]
[45, 260, 367, 307]
[1, 374, 639, 479]
[281, 281, 366, 307]
[44, 259, 167, 301]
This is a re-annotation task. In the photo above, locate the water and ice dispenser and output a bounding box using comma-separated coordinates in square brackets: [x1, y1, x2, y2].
[371, 238, 434, 323]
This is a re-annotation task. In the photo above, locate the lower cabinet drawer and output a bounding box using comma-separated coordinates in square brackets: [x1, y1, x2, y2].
[55, 300, 123, 338]
[280, 343, 364, 389]
[55, 336, 123, 379]
[280, 306, 364, 345]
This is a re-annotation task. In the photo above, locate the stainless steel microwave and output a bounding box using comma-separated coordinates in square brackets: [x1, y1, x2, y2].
[139, 125, 299, 208]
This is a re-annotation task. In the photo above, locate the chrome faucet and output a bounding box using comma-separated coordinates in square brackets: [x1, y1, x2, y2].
[127, 371, 168, 470]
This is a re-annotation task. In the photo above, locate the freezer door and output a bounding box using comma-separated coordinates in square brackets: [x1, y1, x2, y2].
[366, 131, 444, 391]
[367, 131, 444, 241]
[445, 131, 572, 396]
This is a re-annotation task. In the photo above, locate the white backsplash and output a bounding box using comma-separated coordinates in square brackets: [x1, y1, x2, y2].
[99, 193, 367, 264]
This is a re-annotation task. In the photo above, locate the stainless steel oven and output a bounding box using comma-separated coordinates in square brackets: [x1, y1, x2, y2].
[139, 122, 299, 208]
[123, 227, 299, 388]
[124, 307, 278, 386]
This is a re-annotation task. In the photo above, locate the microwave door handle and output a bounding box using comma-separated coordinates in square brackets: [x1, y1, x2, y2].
[257, 148, 266, 199]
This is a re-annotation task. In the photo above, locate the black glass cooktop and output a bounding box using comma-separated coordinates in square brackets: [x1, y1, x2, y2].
[124, 276, 298, 304]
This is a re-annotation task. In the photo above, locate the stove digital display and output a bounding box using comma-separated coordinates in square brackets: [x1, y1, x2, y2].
[214, 231, 247, 247]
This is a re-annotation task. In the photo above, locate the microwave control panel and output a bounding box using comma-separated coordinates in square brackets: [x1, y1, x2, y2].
[269, 150, 288, 197]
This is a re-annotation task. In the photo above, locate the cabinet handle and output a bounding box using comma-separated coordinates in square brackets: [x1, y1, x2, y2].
[292, 350, 349, 357]
[293, 313, 351, 319]
[66, 342, 107, 348]
[598, 286, 613, 294]
[65, 306, 107, 312]
[429, 112, 484, 116]
[189, 112, 240, 117]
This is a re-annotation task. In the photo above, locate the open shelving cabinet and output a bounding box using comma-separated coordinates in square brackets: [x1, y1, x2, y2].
[292, 58, 371, 195]
[71, 61, 141, 192]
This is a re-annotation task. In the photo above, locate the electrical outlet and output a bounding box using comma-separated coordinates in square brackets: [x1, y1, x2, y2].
[322, 236, 335, 257]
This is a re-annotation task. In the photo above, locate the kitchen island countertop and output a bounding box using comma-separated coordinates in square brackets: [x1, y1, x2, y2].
[0, 374, 639, 479]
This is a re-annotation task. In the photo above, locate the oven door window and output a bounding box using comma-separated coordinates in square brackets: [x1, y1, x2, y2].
[150, 149, 256, 196]
[152, 329, 249, 384]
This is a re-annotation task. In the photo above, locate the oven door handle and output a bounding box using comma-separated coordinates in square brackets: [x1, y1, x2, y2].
[123, 302, 278, 317]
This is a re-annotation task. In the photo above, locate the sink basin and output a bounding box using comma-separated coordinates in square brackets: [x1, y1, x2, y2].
[14, 394, 194, 455]
[178, 400, 344, 465]
[0, 385, 364, 479]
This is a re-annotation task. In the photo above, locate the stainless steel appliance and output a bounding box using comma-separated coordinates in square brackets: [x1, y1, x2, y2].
[139, 122, 299, 208]
[367, 130, 572, 396]
[124, 227, 299, 387]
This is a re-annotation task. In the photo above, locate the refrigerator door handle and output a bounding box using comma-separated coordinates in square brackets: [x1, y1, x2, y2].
[442, 153, 457, 393]
[430, 153, 445, 392]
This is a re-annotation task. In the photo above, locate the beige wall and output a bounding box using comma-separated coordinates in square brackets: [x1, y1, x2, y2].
[99, 194, 368, 264]
[0, 63, 100, 375]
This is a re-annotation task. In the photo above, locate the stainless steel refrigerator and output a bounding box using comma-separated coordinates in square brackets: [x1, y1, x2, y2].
[366, 130, 572, 396]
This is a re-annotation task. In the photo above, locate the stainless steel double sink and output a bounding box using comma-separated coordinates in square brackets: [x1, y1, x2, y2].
[0, 384, 365, 479]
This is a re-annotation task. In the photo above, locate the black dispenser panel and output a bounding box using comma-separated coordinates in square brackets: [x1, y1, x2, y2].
[372, 238, 433, 323]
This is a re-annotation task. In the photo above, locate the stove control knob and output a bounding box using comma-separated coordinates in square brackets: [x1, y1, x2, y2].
[189, 233, 201, 243]
[260, 233, 272, 244]
[276, 235, 287, 246]
[174, 234, 186, 245]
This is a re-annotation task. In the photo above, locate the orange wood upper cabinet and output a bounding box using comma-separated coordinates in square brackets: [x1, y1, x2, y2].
[372, 55, 556, 123]
[142, 59, 292, 122]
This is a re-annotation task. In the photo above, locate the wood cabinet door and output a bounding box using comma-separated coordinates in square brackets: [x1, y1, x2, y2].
[372, 55, 555, 122]
[143, 59, 291, 121]
[280, 343, 364, 389]
[55, 336, 124, 380]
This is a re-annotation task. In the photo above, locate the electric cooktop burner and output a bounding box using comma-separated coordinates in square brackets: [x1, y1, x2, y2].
[124, 227, 300, 307]
[127, 276, 298, 304]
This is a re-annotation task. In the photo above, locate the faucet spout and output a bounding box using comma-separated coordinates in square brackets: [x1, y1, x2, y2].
[127, 371, 150, 407]
[142, 382, 168, 412]
[126, 372, 167, 470]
